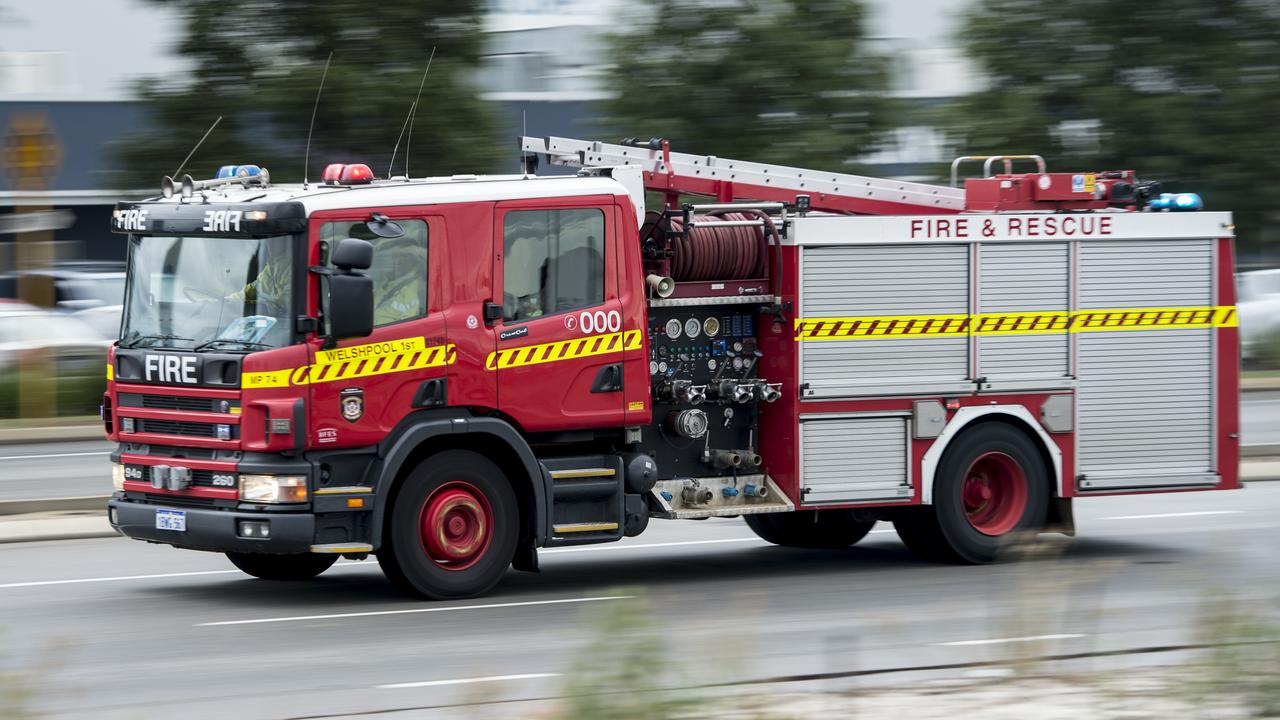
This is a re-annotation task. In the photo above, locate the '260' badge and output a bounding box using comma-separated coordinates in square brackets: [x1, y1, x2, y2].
[340, 387, 364, 423]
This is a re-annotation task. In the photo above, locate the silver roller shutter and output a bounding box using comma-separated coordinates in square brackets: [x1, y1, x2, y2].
[978, 243, 1070, 383]
[800, 415, 913, 503]
[801, 244, 970, 398]
[1077, 239, 1216, 488]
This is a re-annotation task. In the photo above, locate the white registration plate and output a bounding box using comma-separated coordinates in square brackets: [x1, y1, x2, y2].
[155, 509, 186, 532]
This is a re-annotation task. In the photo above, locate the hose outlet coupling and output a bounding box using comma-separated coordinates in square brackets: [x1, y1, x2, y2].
[707, 449, 743, 469]
[681, 482, 714, 505]
[754, 381, 782, 403]
[743, 482, 769, 499]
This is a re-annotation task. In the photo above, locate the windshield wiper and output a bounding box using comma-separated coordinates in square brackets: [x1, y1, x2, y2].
[193, 339, 273, 353]
[120, 334, 195, 349]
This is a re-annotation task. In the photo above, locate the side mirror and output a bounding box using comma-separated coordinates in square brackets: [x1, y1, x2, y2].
[324, 237, 374, 341]
[327, 273, 374, 340]
[332, 237, 373, 270]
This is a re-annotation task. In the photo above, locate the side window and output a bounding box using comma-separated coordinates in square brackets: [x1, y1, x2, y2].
[503, 208, 605, 321]
[320, 219, 428, 326]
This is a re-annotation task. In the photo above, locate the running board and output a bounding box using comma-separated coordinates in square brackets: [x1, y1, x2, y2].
[309, 543, 373, 554]
[649, 475, 794, 519]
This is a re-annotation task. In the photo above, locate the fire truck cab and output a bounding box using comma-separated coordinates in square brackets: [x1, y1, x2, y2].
[105, 140, 1239, 599]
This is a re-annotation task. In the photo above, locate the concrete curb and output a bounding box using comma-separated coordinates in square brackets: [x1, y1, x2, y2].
[0, 511, 115, 544]
[0, 496, 108, 516]
[0, 420, 103, 446]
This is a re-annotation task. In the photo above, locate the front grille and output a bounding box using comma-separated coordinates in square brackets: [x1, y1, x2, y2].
[143, 445, 218, 460]
[117, 392, 238, 414]
[142, 395, 217, 412]
[135, 418, 236, 439]
[142, 494, 222, 509]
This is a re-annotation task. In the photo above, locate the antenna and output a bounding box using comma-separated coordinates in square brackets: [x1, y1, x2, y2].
[520, 109, 527, 175]
[303, 51, 334, 189]
[386, 101, 416, 179]
[172, 115, 222, 179]
[404, 46, 436, 179]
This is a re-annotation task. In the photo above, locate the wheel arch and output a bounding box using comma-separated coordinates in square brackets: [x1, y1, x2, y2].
[920, 405, 1061, 505]
[371, 409, 549, 552]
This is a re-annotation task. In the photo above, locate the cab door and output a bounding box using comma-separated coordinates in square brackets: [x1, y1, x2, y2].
[305, 213, 447, 448]
[492, 198, 628, 432]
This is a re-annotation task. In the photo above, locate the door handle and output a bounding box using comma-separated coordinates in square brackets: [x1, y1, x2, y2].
[590, 363, 623, 393]
[412, 378, 448, 408]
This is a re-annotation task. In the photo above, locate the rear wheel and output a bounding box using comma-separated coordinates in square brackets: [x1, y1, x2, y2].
[226, 552, 337, 580]
[378, 450, 518, 600]
[744, 510, 876, 549]
[895, 422, 1049, 563]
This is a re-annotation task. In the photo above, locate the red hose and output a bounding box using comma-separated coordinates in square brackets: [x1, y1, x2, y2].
[664, 212, 767, 281]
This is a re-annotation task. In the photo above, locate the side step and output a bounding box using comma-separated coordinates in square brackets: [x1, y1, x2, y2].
[541, 456, 630, 547]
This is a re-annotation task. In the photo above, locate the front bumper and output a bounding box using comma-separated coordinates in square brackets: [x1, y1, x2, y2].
[109, 498, 315, 554]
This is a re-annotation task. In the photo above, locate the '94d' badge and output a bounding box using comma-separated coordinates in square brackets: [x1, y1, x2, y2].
[340, 387, 364, 423]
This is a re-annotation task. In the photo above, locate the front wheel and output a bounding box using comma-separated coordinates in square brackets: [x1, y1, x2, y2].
[377, 450, 518, 600]
[226, 552, 337, 580]
[895, 422, 1050, 564]
[744, 510, 876, 549]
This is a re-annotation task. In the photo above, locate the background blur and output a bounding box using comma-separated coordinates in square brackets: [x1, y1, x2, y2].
[2, 0, 1280, 421]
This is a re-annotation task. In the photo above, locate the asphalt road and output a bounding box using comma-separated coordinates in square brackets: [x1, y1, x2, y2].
[1, 484, 1276, 719]
[4, 393, 1280, 501]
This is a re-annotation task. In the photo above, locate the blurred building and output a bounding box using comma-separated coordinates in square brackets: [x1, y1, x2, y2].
[0, 0, 978, 274]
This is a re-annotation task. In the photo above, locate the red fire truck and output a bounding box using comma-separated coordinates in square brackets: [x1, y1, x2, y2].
[105, 137, 1239, 599]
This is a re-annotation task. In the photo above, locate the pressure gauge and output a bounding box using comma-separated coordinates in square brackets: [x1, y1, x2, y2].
[658, 361, 669, 373]
[707, 359, 717, 371]
[732, 356, 745, 370]
[664, 319, 682, 340]
[703, 316, 721, 337]
[649, 360, 659, 375]
[684, 317, 701, 339]
[732, 341, 744, 353]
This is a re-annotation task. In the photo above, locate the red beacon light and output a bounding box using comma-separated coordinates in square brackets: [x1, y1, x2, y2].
[321, 163, 374, 185]
[322, 163, 345, 185]
[340, 163, 375, 184]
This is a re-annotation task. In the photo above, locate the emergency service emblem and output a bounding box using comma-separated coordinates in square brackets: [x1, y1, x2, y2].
[340, 387, 364, 423]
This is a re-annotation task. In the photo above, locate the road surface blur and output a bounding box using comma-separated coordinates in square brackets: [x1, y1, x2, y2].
[0, 484, 1275, 719]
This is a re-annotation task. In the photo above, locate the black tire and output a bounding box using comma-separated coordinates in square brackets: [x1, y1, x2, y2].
[744, 510, 876, 549]
[377, 450, 518, 600]
[897, 422, 1050, 564]
[226, 552, 337, 580]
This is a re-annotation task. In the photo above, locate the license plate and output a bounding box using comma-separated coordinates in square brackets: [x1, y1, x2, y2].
[155, 509, 186, 532]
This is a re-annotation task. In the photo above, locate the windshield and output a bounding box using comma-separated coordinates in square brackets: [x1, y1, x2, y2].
[120, 234, 296, 350]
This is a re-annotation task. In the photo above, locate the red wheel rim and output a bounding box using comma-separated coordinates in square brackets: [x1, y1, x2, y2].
[961, 452, 1027, 536]
[418, 481, 493, 571]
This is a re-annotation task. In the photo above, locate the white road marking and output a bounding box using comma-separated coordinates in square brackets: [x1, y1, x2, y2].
[198, 595, 634, 627]
[0, 569, 242, 589]
[934, 633, 1086, 647]
[1100, 510, 1243, 521]
[377, 672, 559, 690]
[0, 451, 111, 461]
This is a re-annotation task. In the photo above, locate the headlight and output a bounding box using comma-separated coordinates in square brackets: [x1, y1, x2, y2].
[239, 474, 308, 504]
[112, 464, 126, 492]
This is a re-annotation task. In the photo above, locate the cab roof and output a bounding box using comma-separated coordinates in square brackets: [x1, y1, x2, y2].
[143, 173, 632, 214]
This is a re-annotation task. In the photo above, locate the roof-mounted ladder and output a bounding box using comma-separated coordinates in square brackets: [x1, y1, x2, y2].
[520, 135, 965, 216]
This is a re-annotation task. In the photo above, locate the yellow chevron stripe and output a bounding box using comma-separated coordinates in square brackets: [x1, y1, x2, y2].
[795, 306, 1237, 340]
[486, 329, 643, 370]
[241, 340, 456, 389]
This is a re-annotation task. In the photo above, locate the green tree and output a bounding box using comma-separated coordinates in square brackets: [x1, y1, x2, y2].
[945, 0, 1280, 259]
[599, 0, 894, 173]
[114, 0, 501, 188]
